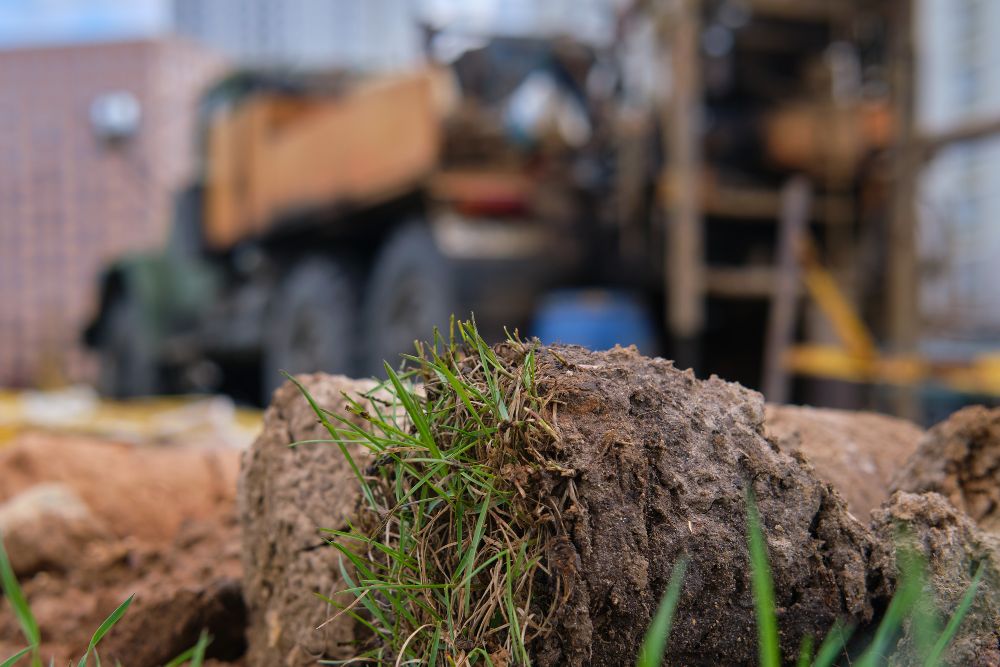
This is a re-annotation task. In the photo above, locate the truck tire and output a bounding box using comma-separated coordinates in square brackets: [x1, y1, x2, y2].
[97, 292, 158, 398]
[361, 222, 457, 376]
[262, 257, 358, 402]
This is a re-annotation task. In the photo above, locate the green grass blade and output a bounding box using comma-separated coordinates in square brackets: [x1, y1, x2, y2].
[384, 363, 441, 459]
[811, 620, 855, 667]
[430, 362, 486, 429]
[164, 630, 212, 667]
[855, 549, 924, 667]
[458, 490, 491, 615]
[503, 552, 527, 666]
[746, 490, 780, 667]
[0, 533, 40, 665]
[924, 562, 985, 667]
[189, 630, 211, 667]
[87, 594, 134, 648]
[428, 626, 441, 667]
[284, 373, 379, 510]
[1, 647, 32, 667]
[795, 635, 814, 667]
[636, 557, 688, 667]
[76, 594, 134, 667]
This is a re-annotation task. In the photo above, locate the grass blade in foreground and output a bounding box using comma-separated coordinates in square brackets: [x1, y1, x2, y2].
[0, 533, 40, 667]
[811, 620, 855, 667]
[924, 562, 984, 667]
[746, 490, 780, 667]
[76, 593, 135, 667]
[1, 647, 32, 667]
[855, 546, 925, 667]
[164, 631, 212, 667]
[636, 557, 688, 667]
[795, 635, 814, 667]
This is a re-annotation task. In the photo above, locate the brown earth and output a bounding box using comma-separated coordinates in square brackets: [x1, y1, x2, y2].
[871, 491, 1000, 667]
[4, 356, 996, 666]
[0, 432, 238, 546]
[239, 375, 378, 666]
[0, 433, 245, 665]
[765, 404, 923, 517]
[891, 406, 1000, 530]
[247, 348, 965, 666]
[519, 345, 875, 665]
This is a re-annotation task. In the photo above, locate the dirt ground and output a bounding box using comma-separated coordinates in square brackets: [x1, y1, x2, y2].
[0, 370, 995, 665]
[765, 404, 923, 517]
[0, 432, 244, 664]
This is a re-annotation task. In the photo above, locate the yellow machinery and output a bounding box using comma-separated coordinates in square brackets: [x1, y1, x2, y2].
[786, 237, 1000, 397]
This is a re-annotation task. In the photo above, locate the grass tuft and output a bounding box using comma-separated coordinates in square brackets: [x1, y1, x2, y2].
[296, 319, 571, 665]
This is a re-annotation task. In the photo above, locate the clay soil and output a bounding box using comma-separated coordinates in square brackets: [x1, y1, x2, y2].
[0, 432, 245, 665]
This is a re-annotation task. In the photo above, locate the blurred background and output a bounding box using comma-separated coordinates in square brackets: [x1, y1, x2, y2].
[0, 0, 998, 426]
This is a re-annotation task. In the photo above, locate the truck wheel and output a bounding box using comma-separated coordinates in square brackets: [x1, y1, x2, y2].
[97, 293, 158, 398]
[262, 257, 358, 402]
[362, 222, 457, 376]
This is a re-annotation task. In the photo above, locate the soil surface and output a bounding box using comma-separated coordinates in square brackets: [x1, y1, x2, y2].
[870, 491, 1000, 667]
[4, 359, 997, 666]
[765, 404, 923, 518]
[239, 375, 378, 666]
[516, 345, 875, 666]
[0, 432, 244, 665]
[891, 406, 1000, 530]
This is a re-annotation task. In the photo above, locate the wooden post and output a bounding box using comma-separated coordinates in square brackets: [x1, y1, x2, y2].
[661, 0, 704, 370]
[888, 0, 920, 420]
[762, 176, 812, 403]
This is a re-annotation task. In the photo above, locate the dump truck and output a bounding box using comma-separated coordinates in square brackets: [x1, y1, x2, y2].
[86, 15, 898, 405]
[84, 60, 584, 402]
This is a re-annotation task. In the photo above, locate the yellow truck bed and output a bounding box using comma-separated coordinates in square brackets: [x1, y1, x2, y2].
[204, 70, 441, 250]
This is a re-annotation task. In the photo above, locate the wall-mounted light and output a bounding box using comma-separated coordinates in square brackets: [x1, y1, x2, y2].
[90, 91, 142, 143]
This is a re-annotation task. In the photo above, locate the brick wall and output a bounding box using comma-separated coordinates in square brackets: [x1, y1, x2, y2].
[0, 38, 226, 386]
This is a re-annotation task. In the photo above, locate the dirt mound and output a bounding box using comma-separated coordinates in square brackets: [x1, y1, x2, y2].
[890, 406, 1000, 530]
[0, 433, 245, 664]
[521, 345, 874, 665]
[870, 492, 1000, 667]
[238, 349, 880, 666]
[0, 432, 239, 546]
[765, 404, 923, 517]
[0, 483, 104, 575]
[239, 375, 378, 666]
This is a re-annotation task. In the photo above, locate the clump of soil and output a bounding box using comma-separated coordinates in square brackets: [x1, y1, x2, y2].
[870, 491, 1000, 667]
[239, 375, 378, 666]
[240, 347, 881, 666]
[765, 404, 923, 517]
[0, 433, 244, 664]
[890, 406, 1000, 530]
[0, 432, 239, 546]
[236, 342, 1000, 666]
[508, 345, 875, 665]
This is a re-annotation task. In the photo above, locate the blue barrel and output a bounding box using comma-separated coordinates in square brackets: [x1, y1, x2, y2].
[531, 289, 657, 355]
